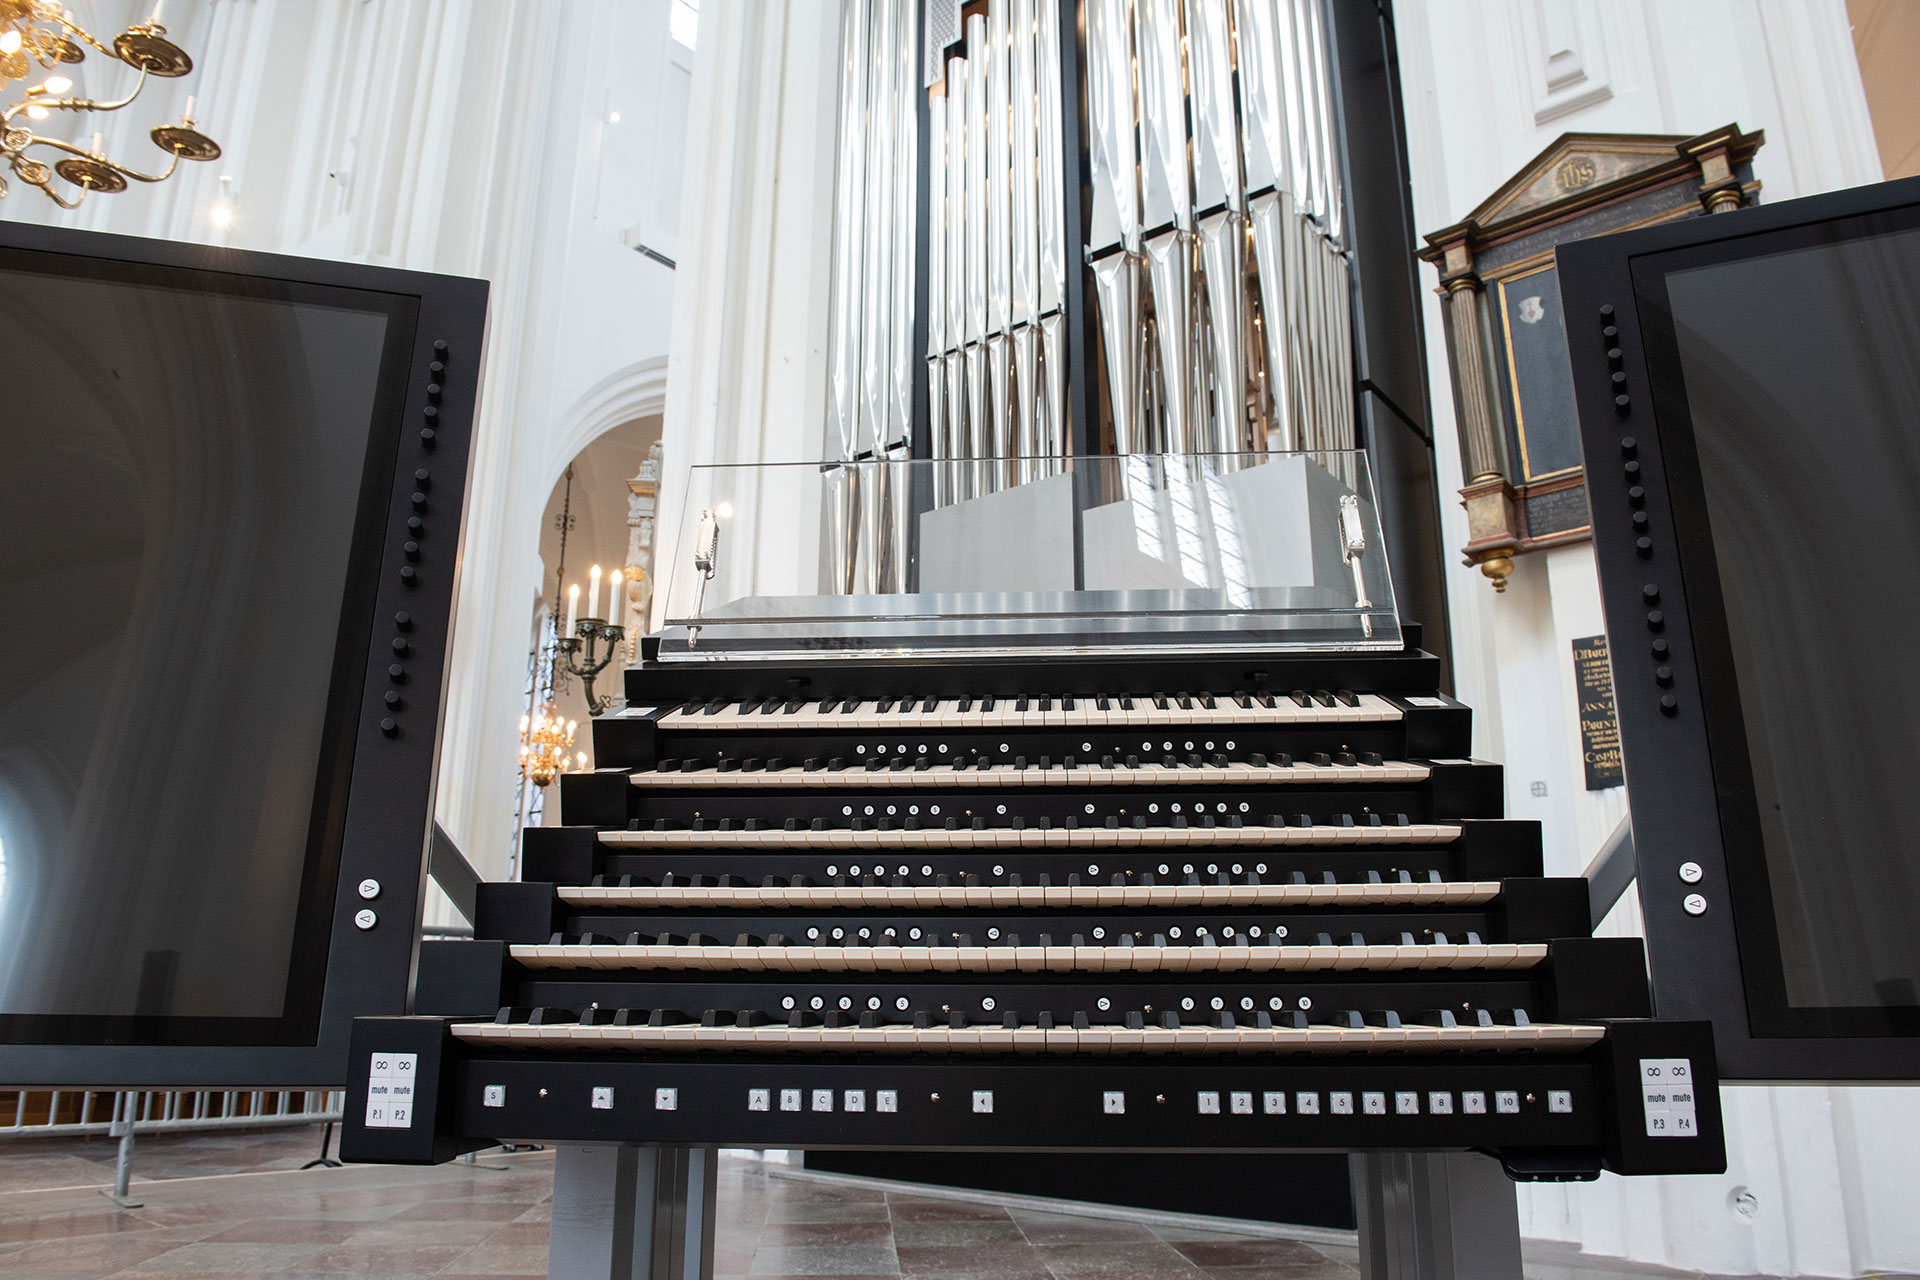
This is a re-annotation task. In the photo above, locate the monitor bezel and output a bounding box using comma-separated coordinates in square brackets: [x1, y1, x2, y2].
[0, 219, 487, 1087]
[1559, 174, 1920, 1081]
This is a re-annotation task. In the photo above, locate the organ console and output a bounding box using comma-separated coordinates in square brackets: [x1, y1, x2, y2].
[342, 455, 1723, 1184]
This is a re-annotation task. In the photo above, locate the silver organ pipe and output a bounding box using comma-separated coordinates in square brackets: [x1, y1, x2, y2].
[1009, 0, 1040, 482]
[944, 54, 969, 501]
[819, 0, 1357, 593]
[1086, 0, 1141, 457]
[984, 0, 1014, 488]
[1135, 0, 1194, 459]
[962, 13, 991, 495]
[1187, 0, 1245, 458]
[825, 0, 870, 595]
[927, 75, 949, 506]
[825, 0, 869, 469]
[887, 0, 917, 457]
[859, 0, 897, 467]
[1035, 0, 1067, 477]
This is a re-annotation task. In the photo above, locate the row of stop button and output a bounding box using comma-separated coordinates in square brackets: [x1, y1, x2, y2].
[1098, 1088, 1569, 1116]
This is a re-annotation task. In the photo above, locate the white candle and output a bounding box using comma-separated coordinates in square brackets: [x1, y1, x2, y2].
[90, 131, 101, 155]
[150, 0, 166, 27]
[609, 570, 623, 624]
[182, 94, 196, 123]
[587, 564, 602, 620]
[566, 583, 580, 633]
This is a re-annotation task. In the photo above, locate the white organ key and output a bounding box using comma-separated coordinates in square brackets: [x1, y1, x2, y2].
[597, 822, 1464, 852]
[453, 1013, 1605, 1059]
[654, 692, 1406, 733]
[506, 940, 1543, 982]
[630, 760, 1432, 790]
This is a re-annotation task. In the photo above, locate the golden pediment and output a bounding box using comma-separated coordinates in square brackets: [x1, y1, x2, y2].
[1478, 134, 1690, 227]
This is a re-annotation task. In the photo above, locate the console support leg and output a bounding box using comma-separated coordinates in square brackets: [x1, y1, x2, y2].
[1351, 1152, 1523, 1280]
[547, 1145, 717, 1280]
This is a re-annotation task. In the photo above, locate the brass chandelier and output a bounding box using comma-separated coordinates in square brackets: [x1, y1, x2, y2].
[518, 705, 578, 791]
[1, 1, 220, 207]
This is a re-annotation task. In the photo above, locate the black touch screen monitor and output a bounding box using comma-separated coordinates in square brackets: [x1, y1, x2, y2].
[1559, 174, 1920, 1080]
[0, 221, 485, 1087]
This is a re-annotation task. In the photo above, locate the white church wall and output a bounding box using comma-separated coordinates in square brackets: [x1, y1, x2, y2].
[656, 0, 841, 627]
[1396, 0, 1907, 1273]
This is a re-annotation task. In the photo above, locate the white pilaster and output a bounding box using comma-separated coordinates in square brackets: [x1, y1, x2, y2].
[656, 0, 842, 626]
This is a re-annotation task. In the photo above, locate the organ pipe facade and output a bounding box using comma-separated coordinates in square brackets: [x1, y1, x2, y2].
[822, 0, 1357, 586]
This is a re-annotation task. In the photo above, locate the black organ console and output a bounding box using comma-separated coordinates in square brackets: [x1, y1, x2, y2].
[345, 628, 1723, 1179]
[338, 0, 1732, 1260]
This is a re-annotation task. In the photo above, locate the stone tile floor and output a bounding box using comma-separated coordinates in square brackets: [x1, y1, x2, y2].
[0, 1127, 1807, 1279]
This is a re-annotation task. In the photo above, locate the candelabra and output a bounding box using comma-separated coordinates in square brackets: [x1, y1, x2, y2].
[1, 3, 220, 208]
[556, 618, 625, 716]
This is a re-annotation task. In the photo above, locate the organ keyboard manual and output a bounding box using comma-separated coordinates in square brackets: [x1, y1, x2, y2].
[342, 453, 1724, 1182]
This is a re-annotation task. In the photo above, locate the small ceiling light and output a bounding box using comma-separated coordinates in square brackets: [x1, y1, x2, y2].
[43, 75, 72, 94]
[608, 110, 621, 124]
[0, 30, 20, 54]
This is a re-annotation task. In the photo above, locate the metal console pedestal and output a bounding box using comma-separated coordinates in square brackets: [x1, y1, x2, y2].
[547, 1145, 717, 1280]
[1351, 1152, 1523, 1280]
